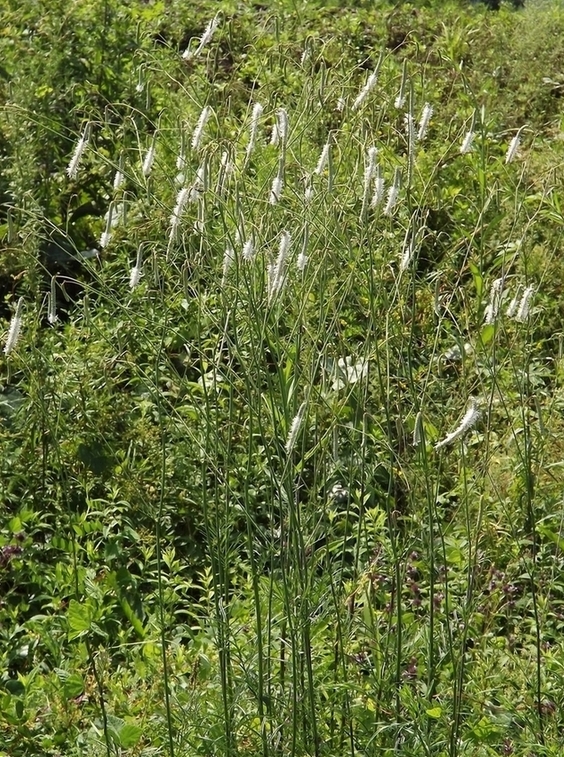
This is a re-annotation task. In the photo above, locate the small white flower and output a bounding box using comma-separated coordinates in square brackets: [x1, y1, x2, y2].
[395, 94, 406, 110]
[435, 398, 480, 450]
[198, 13, 221, 47]
[276, 108, 289, 147]
[484, 277, 504, 325]
[113, 168, 124, 191]
[371, 171, 385, 208]
[242, 239, 255, 261]
[196, 162, 208, 190]
[66, 124, 90, 180]
[286, 401, 307, 455]
[269, 175, 283, 204]
[269, 122, 279, 146]
[169, 186, 190, 239]
[297, 251, 308, 272]
[383, 168, 401, 216]
[314, 142, 330, 175]
[400, 241, 414, 272]
[129, 266, 141, 290]
[99, 230, 112, 249]
[192, 105, 211, 150]
[506, 287, 521, 318]
[222, 246, 235, 284]
[4, 297, 24, 355]
[364, 146, 378, 188]
[142, 143, 156, 177]
[246, 102, 264, 159]
[304, 185, 314, 204]
[336, 96, 346, 112]
[352, 70, 378, 111]
[329, 356, 368, 391]
[404, 113, 415, 146]
[182, 13, 220, 60]
[460, 130, 475, 154]
[417, 103, 433, 141]
[268, 230, 292, 301]
[515, 284, 534, 322]
[505, 131, 522, 164]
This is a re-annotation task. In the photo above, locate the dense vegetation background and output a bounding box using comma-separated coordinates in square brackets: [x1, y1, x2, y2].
[1, 0, 564, 755]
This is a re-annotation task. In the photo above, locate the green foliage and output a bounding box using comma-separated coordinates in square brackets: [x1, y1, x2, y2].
[1, 0, 564, 756]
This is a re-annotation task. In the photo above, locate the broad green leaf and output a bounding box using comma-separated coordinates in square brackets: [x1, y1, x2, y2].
[426, 706, 442, 719]
[119, 723, 143, 748]
[5, 680, 24, 697]
[61, 673, 84, 700]
[67, 599, 93, 640]
[479, 324, 495, 347]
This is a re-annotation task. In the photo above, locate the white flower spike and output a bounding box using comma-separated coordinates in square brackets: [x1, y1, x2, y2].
[4, 297, 24, 356]
[435, 399, 480, 450]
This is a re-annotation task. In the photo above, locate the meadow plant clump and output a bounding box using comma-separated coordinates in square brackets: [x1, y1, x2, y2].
[2, 1, 564, 755]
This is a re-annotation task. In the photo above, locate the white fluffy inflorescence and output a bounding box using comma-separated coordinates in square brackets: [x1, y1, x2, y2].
[484, 278, 504, 325]
[4, 297, 24, 356]
[460, 129, 475, 154]
[285, 401, 307, 455]
[352, 70, 379, 111]
[505, 131, 522, 164]
[66, 124, 91, 180]
[383, 168, 401, 216]
[129, 247, 143, 290]
[314, 142, 331, 176]
[182, 13, 220, 60]
[417, 103, 433, 141]
[246, 102, 264, 160]
[269, 175, 284, 205]
[142, 143, 156, 177]
[192, 106, 212, 150]
[268, 231, 292, 302]
[515, 284, 535, 322]
[435, 399, 481, 450]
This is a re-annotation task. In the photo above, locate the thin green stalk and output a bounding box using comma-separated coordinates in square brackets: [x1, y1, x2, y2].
[154, 325, 175, 757]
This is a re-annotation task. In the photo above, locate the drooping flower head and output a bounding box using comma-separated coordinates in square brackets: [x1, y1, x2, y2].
[435, 398, 481, 450]
[192, 105, 212, 150]
[182, 13, 221, 60]
[417, 103, 433, 141]
[4, 297, 24, 356]
[246, 102, 264, 160]
[66, 123, 91, 180]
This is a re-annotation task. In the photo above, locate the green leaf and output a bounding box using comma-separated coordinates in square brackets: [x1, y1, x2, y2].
[537, 524, 564, 551]
[469, 261, 483, 301]
[479, 324, 495, 347]
[119, 723, 143, 748]
[426, 706, 442, 719]
[4, 680, 25, 697]
[67, 599, 93, 640]
[15, 699, 24, 720]
[61, 673, 84, 700]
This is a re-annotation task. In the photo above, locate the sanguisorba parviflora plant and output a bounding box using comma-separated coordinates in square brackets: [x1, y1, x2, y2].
[3, 3, 559, 756]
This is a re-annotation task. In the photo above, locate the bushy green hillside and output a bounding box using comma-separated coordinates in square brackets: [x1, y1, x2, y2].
[1, 1, 564, 755]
